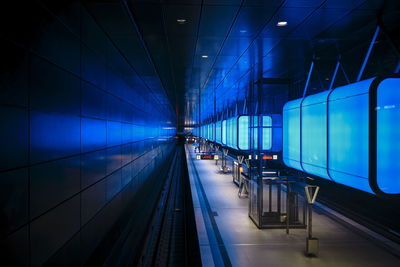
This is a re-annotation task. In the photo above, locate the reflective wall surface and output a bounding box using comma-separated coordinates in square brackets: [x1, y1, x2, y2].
[0, 1, 175, 265]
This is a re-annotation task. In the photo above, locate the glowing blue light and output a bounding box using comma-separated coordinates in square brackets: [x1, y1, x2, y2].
[301, 91, 329, 179]
[82, 118, 106, 152]
[195, 115, 281, 152]
[329, 83, 370, 192]
[283, 99, 302, 170]
[253, 116, 258, 150]
[216, 121, 222, 143]
[226, 117, 237, 149]
[222, 120, 226, 145]
[107, 121, 122, 146]
[283, 77, 400, 195]
[377, 78, 400, 194]
[30, 111, 80, 163]
[238, 116, 249, 150]
[262, 116, 272, 151]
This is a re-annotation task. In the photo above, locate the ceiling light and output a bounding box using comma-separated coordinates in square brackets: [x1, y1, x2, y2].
[240, 30, 247, 33]
[201, 55, 208, 58]
[276, 21, 288, 27]
[176, 19, 187, 24]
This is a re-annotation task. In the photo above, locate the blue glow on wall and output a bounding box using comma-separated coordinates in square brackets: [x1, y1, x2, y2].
[30, 111, 81, 163]
[283, 77, 400, 196]
[106, 121, 122, 147]
[82, 118, 106, 153]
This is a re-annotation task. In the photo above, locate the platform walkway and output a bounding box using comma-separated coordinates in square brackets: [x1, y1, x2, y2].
[185, 145, 400, 267]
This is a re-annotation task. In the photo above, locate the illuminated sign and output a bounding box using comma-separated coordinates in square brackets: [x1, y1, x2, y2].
[262, 154, 278, 160]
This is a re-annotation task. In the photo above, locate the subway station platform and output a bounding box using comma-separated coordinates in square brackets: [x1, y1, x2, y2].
[185, 145, 400, 267]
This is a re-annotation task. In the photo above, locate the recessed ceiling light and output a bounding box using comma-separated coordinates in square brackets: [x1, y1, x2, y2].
[240, 29, 247, 33]
[201, 55, 208, 58]
[276, 21, 288, 27]
[176, 19, 187, 24]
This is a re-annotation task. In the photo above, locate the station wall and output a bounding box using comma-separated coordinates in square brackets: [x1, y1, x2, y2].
[0, 1, 175, 265]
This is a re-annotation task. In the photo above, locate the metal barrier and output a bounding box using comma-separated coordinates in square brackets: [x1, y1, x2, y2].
[305, 185, 320, 257]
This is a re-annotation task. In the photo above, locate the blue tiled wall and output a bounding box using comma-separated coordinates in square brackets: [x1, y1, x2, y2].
[0, 1, 175, 265]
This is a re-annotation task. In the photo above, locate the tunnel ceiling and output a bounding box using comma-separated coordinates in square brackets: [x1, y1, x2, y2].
[126, 0, 400, 127]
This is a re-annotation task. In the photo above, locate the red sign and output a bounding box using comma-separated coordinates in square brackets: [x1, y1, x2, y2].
[262, 154, 278, 160]
[201, 155, 214, 160]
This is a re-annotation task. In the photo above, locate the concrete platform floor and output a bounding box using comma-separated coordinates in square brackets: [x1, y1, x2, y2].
[185, 145, 400, 267]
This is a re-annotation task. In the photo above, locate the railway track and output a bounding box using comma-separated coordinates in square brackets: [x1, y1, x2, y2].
[139, 146, 201, 267]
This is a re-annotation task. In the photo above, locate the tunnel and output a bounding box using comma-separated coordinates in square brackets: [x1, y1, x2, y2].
[1, 0, 400, 266]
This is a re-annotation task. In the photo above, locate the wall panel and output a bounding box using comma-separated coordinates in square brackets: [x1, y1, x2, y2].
[0, 1, 176, 265]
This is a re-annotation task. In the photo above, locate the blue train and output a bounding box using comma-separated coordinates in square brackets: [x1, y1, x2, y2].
[194, 76, 400, 197]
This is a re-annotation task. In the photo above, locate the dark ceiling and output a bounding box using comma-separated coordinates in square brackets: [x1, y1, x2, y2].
[125, 0, 399, 128]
